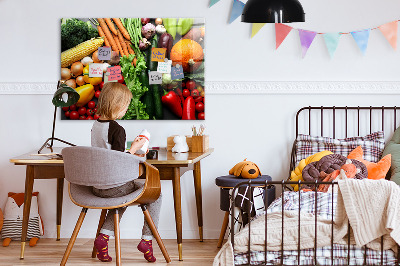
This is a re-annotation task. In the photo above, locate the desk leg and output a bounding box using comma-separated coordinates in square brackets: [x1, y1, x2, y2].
[172, 167, 183, 261]
[20, 165, 35, 259]
[56, 178, 64, 241]
[193, 161, 203, 242]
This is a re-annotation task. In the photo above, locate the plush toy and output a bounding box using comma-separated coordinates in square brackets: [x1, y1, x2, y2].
[172, 135, 189, 153]
[229, 159, 261, 179]
[1, 192, 44, 247]
[348, 146, 391, 180]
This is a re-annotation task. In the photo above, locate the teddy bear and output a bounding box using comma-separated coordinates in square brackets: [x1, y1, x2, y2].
[229, 159, 261, 179]
[1, 192, 43, 247]
[172, 135, 189, 153]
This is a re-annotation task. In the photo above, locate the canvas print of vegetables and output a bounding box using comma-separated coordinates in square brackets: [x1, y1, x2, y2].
[60, 18, 205, 120]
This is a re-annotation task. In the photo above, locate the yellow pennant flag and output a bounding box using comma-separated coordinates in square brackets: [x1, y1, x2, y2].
[251, 23, 266, 38]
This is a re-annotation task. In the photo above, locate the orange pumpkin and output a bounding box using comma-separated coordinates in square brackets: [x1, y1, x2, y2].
[170, 39, 204, 72]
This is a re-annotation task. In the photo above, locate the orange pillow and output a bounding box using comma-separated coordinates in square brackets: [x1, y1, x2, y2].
[347, 146, 391, 180]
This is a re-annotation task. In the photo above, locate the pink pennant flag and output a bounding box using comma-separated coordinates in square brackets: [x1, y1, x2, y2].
[378, 21, 398, 50]
[298, 29, 317, 58]
[275, 23, 293, 49]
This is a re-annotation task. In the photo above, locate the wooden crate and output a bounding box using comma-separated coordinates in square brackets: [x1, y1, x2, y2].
[191, 135, 209, 153]
[167, 135, 192, 151]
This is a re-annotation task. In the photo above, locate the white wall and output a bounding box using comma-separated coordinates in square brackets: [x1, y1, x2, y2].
[1, 0, 400, 240]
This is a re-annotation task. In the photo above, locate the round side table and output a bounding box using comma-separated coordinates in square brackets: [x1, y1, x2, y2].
[215, 175, 275, 248]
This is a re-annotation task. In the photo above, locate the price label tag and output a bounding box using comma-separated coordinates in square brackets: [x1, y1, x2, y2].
[171, 64, 185, 80]
[157, 59, 172, 74]
[98, 46, 111, 60]
[89, 63, 103, 77]
[149, 71, 162, 84]
[151, 48, 167, 62]
[107, 66, 122, 81]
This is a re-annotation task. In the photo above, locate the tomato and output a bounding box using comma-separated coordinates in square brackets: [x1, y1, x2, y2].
[182, 81, 186, 88]
[94, 114, 100, 120]
[69, 111, 79, 120]
[95, 90, 101, 98]
[118, 76, 124, 84]
[65, 111, 70, 118]
[197, 112, 205, 120]
[195, 102, 204, 113]
[62, 106, 69, 112]
[86, 116, 94, 120]
[99, 82, 104, 89]
[196, 85, 203, 93]
[69, 104, 77, 111]
[79, 115, 86, 120]
[87, 101, 96, 109]
[191, 89, 199, 97]
[194, 96, 203, 103]
[78, 107, 87, 115]
[186, 80, 196, 90]
[87, 109, 95, 116]
[182, 89, 190, 98]
[175, 88, 183, 96]
[93, 107, 98, 113]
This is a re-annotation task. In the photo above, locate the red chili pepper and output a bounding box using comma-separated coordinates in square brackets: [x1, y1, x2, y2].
[182, 96, 196, 120]
[194, 96, 203, 103]
[162, 91, 182, 118]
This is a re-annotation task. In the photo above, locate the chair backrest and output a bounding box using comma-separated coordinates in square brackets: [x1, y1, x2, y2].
[62, 146, 145, 187]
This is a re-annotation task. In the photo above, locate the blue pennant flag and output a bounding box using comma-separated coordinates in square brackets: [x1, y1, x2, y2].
[229, 0, 245, 23]
[351, 29, 371, 55]
[323, 33, 341, 58]
[209, 0, 221, 7]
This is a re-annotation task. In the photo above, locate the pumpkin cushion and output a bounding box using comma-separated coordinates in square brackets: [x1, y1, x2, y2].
[348, 146, 391, 180]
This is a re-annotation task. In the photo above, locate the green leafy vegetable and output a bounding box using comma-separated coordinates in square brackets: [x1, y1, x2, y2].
[185, 62, 204, 86]
[120, 54, 149, 120]
[61, 19, 99, 52]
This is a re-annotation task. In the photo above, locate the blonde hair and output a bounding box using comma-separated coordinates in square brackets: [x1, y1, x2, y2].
[96, 83, 132, 120]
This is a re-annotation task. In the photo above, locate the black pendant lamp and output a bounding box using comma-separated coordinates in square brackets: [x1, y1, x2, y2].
[241, 0, 305, 23]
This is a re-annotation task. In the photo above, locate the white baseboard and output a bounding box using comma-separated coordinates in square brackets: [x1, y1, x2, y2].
[1, 81, 400, 94]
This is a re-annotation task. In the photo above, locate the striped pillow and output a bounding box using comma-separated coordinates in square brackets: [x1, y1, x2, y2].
[294, 131, 385, 167]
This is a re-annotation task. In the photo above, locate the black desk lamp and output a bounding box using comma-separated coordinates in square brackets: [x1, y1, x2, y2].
[241, 0, 305, 23]
[38, 81, 80, 154]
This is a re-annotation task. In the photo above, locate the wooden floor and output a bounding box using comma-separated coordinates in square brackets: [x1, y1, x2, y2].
[0, 239, 221, 265]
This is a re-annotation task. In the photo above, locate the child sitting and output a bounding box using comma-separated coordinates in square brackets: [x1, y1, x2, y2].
[91, 82, 161, 263]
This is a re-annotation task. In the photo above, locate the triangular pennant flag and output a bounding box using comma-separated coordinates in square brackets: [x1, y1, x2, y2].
[351, 29, 370, 55]
[378, 21, 397, 50]
[251, 23, 266, 38]
[275, 23, 293, 49]
[323, 33, 341, 58]
[229, 0, 245, 24]
[209, 0, 220, 7]
[298, 29, 317, 58]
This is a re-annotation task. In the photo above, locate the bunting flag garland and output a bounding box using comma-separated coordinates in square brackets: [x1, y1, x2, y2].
[275, 23, 293, 49]
[378, 21, 397, 50]
[251, 23, 266, 38]
[298, 29, 317, 58]
[229, 0, 245, 24]
[323, 33, 341, 58]
[209, 0, 221, 7]
[351, 29, 370, 55]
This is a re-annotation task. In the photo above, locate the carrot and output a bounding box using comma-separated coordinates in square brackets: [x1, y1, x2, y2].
[97, 18, 118, 52]
[113, 18, 131, 41]
[97, 26, 110, 47]
[118, 30, 129, 56]
[113, 33, 124, 56]
[126, 40, 135, 54]
[105, 18, 117, 35]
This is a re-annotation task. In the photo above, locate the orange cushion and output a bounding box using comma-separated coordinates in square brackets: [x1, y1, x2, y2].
[347, 146, 391, 180]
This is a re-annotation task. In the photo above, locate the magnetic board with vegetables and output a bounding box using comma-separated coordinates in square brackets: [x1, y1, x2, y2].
[60, 18, 205, 120]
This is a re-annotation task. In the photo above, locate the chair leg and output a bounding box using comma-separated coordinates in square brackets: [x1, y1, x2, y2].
[217, 211, 230, 248]
[114, 209, 121, 266]
[141, 205, 171, 263]
[60, 208, 88, 266]
[91, 209, 108, 258]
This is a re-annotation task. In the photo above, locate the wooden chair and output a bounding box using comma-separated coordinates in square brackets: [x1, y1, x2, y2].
[60, 146, 171, 265]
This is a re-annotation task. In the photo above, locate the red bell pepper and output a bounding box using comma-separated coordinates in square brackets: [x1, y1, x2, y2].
[162, 91, 182, 118]
[183, 96, 196, 120]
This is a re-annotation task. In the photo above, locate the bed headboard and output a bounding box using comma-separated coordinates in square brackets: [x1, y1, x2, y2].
[290, 106, 400, 179]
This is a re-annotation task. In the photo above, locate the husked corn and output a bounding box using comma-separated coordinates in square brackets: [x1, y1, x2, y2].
[61, 38, 104, 67]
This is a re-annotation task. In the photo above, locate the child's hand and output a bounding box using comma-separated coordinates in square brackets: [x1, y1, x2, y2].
[129, 137, 147, 155]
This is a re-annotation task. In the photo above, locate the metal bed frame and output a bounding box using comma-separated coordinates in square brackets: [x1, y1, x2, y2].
[230, 106, 400, 266]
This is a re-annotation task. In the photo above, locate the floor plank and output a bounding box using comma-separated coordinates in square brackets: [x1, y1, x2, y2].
[0, 239, 221, 265]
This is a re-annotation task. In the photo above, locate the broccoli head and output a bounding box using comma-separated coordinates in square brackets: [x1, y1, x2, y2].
[61, 19, 99, 52]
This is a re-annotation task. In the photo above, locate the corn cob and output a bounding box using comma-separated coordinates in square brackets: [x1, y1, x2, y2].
[61, 38, 104, 67]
